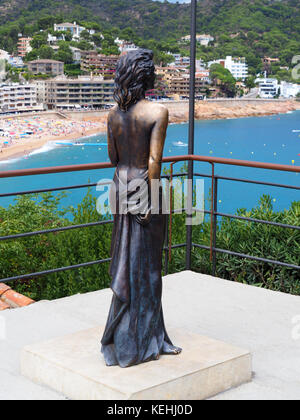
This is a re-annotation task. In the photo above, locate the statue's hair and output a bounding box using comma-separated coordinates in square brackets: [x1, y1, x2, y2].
[114, 49, 155, 112]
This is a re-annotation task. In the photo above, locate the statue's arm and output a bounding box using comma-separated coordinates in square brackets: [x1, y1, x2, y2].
[136, 106, 168, 226]
[107, 113, 118, 166]
[148, 106, 168, 185]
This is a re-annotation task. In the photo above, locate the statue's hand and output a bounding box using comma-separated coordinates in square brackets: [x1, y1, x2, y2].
[135, 211, 152, 226]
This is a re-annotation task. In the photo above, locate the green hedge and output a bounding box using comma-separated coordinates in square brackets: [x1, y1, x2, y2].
[0, 191, 112, 301]
[169, 195, 300, 296]
[0, 192, 299, 301]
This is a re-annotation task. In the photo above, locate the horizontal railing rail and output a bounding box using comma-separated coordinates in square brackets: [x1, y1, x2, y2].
[0, 154, 299, 179]
[0, 155, 299, 284]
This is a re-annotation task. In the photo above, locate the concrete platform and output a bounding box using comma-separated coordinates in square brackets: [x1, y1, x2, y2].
[20, 327, 251, 400]
[1, 271, 300, 400]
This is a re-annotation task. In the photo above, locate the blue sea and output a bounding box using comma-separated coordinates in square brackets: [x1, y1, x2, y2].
[0, 111, 299, 215]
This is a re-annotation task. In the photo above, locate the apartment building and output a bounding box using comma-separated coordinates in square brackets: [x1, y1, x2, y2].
[168, 75, 208, 97]
[17, 37, 32, 57]
[80, 51, 119, 78]
[43, 76, 115, 109]
[0, 83, 42, 113]
[27, 59, 64, 76]
[209, 56, 248, 80]
[155, 67, 182, 84]
[33, 80, 47, 104]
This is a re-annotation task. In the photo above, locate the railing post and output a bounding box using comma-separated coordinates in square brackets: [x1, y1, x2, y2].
[164, 174, 170, 276]
[186, 0, 197, 270]
[212, 177, 218, 276]
[164, 213, 169, 276]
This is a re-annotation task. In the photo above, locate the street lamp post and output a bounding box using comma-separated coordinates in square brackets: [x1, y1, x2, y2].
[186, 0, 197, 270]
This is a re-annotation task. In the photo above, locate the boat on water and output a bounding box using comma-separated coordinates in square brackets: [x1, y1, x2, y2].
[56, 142, 107, 147]
[173, 141, 188, 147]
[292, 130, 300, 133]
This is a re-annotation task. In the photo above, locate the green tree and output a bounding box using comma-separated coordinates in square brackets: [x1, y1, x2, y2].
[209, 64, 237, 97]
[37, 45, 54, 60]
[76, 40, 94, 51]
[30, 33, 48, 50]
[80, 29, 91, 41]
[37, 15, 56, 30]
[54, 45, 73, 64]
[245, 75, 256, 89]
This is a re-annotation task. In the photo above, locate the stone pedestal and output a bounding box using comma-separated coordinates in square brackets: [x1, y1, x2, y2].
[20, 327, 252, 400]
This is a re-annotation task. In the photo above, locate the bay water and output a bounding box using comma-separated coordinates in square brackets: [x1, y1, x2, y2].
[0, 111, 299, 216]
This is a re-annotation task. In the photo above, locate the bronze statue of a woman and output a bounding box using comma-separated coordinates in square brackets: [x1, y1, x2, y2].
[101, 49, 182, 368]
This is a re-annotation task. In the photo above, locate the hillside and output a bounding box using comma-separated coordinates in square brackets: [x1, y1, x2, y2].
[0, 0, 300, 78]
[1, 0, 299, 40]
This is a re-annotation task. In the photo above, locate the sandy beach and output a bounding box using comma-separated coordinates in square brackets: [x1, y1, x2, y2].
[0, 100, 299, 163]
[0, 115, 107, 162]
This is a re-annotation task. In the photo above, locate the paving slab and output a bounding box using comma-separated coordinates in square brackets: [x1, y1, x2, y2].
[20, 327, 251, 400]
[1, 271, 300, 400]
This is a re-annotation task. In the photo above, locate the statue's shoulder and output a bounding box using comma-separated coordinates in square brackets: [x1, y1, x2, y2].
[108, 105, 118, 117]
[108, 105, 119, 122]
[145, 101, 169, 119]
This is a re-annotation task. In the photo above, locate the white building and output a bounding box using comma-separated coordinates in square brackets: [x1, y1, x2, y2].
[0, 83, 42, 113]
[70, 47, 82, 64]
[115, 38, 138, 54]
[280, 81, 300, 98]
[171, 54, 190, 68]
[208, 56, 248, 81]
[196, 59, 206, 71]
[256, 78, 280, 98]
[47, 34, 58, 44]
[181, 34, 214, 46]
[0, 49, 10, 61]
[8, 56, 24, 68]
[119, 41, 139, 54]
[54, 22, 95, 40]
[195, 70, 211, 83]
[225, 56, 248, 80]
[32, 80, 47, 104]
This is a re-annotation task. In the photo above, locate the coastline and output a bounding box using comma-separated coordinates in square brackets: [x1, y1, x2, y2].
[0, 100, 299, 164]
[0, 125, 106, 164]
[167, 99, 300, 124]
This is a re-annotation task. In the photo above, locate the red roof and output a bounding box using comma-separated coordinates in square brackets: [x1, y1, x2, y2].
[0, 283, 34, 311]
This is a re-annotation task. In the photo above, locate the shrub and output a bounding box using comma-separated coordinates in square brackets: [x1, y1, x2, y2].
[0, 192, 299, 300]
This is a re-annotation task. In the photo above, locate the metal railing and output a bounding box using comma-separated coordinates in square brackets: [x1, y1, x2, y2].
[0, 155, 299, 285]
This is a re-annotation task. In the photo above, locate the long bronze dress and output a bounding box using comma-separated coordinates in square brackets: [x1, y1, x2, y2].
[101, 102, 176, 368]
